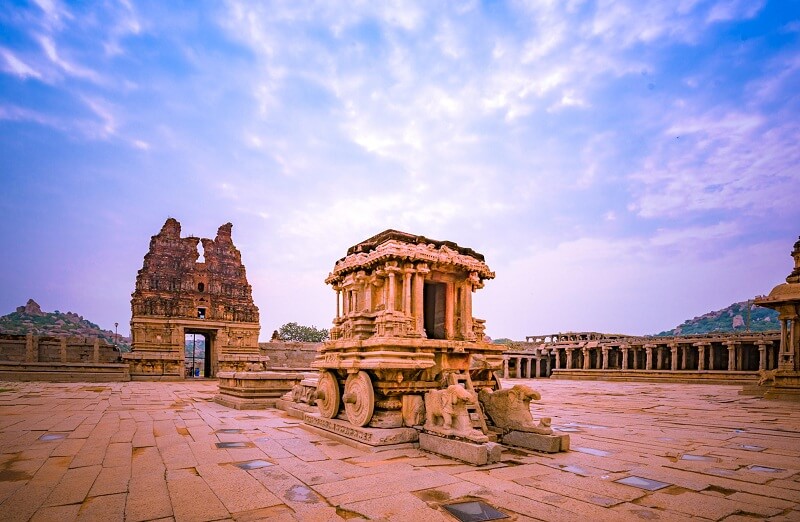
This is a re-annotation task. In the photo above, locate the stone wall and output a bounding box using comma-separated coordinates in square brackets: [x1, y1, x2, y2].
[259, 341, 320, 369]
[0, 333, 122, 364]
[0, 333, 128, 382]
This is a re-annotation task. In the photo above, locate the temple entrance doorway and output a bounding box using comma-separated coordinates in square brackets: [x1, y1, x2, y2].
[184, 332, 212, 378]
[424, 282, 447, 339]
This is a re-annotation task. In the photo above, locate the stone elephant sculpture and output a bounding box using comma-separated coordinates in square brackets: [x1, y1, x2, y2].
[423, 385, 488, 442]
[478, 384, 553, 435]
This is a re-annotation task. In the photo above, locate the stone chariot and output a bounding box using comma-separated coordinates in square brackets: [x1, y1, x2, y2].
[312, 230, 505, 433]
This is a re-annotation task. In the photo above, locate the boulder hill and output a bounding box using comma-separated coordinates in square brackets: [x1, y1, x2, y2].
[0, 299, 130, 351]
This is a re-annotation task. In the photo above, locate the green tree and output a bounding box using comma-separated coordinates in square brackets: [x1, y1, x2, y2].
[277, 322, 329, 342]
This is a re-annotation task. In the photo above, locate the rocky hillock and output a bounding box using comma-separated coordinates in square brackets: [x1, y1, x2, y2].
[0, 299, 131, 351]
[657, 300, 779, 336]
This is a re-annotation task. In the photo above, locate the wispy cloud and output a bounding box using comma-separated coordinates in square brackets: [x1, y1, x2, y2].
[630, 109, 800, 218]
[37, 34, 103, 83]
[0, 49, 42, 79]
[1, 0, 798, 338]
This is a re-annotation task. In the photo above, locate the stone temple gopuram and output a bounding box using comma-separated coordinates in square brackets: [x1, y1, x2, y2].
[124, 218, 264, 379]
[755, 235, 800, 399]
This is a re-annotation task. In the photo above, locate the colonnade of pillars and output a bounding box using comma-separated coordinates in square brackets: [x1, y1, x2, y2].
[332, 261, 481, 341]
[503, 340, 779, 377]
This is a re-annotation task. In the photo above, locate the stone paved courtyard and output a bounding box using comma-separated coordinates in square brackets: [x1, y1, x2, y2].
[0, 379, 798, 522]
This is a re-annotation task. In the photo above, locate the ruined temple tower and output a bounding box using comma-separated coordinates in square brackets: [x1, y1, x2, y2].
[125, 218, 263, 379]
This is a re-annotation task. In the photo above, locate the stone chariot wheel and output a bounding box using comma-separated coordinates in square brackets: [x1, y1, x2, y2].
[343, 371, 375, 427]
[316, 370, 340, 418]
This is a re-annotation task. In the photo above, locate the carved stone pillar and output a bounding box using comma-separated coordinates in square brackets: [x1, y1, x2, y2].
[566, 348, 573, 370]
[621, 346, 629, 370]
[633, 347, 639, 369]
[535, 354, 542, 377]
[335, 287, 341, 319]
[554, 348, 561, 370]
[516, 357, 522, 378]
[681, 346, 687, 370]
[778, 316, 797, 371]
[413, 264, 429, 336]
[758, 343, 766, 371]
[387, 270, 396, 312]
[670, 344, 678, 371]
[656, 346, 664, 370]
[582, 348, 590, 370]
[709, 343, 715, 370]
[503, 356, 509, 379]
[545, 350, 552, 376]
[463, 281, 474, 340]
[601, 348, 609, 370]
[402, 270, 412, 316]
[695, 342, 707, 371]
[725, 341, 735, 371]
[645, 345, 653, 371]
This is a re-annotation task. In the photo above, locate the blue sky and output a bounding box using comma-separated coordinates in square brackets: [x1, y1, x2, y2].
[1, 0, 799, 340]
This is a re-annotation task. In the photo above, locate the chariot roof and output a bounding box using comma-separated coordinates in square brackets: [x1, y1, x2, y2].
[326, 229, 494, 284]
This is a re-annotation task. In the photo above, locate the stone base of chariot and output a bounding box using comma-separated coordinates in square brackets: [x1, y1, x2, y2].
[214, 371, 304, 410]
[418, 433, 502, 465]
[302, 413, 419, 452]
[500, 431, 570, 453]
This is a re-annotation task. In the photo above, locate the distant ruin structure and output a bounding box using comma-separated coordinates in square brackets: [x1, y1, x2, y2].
[508, 331, 779, 383]
[754, 235, 800, 398]
[125, 218, 263, 379]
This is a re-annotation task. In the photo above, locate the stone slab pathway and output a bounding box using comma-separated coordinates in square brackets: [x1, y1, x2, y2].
[0, 379, 798, 521]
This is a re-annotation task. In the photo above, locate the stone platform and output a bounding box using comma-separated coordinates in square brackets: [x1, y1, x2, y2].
[302, 413, 419, 452]
[502, 430, 570, 453]
[419, 432, 502, 465]
[1, 378, 799, 521]
[214, 370, 304, 409]
[550, 369, 759, 384]
[0, 361, 130, 382]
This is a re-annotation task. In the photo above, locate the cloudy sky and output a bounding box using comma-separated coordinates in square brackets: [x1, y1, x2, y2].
[1, 0, 799, 340]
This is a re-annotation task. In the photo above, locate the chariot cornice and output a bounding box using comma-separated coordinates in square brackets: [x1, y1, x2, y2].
[324, 239, 495, 285]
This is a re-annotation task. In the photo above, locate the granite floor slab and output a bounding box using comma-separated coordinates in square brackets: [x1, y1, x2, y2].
[0, 379, 798, 521]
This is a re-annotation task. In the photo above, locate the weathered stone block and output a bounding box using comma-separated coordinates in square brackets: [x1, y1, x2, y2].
[215, 371, 304, 410]
[418, 432, 502, 465]
[501, 430, 569, 453]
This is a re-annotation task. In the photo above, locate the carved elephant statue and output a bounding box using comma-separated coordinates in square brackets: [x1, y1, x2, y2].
[423, 385, 488, 442]
[478, 384, 552, 435]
